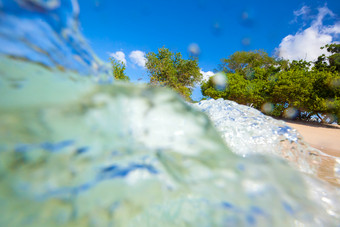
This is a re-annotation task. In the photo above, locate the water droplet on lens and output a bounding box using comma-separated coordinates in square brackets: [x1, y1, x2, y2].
[242, 11, 249, 20]
[212, 72, 227, 91]
[242, 37, 251, 46]
[283, 107, 298, 119]
[188, 43, 200, 57]
[330, 78, 340, 88]
[240, 8, 255, 27]
[211, 21, 222, 36]
[326, 99, 335, 109]
[261, 102, 274, 114]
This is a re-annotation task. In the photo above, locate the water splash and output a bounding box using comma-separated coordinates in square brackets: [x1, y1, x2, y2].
[1, 0, 340, 226]
[194, 99, 340, 185]
[0, 0, 108, 76]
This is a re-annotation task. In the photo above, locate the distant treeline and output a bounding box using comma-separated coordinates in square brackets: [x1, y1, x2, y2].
[201, 44, 340, 123]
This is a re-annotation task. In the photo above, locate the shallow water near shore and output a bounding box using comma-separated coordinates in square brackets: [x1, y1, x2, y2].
[1, 0, 340, 226]
[193, 99, 340, 186]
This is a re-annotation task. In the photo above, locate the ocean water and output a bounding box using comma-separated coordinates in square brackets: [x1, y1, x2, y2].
[193, 99, 340, 185]
[1, 1, 340, 226]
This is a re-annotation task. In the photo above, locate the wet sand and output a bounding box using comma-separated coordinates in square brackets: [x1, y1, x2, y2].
[281, 120, 340, 186]
[284, 120, 340, 157]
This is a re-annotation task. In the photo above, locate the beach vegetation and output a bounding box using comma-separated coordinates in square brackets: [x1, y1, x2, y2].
[111, 58, 130, 81]
[201, 46, 340, 123]
[145, 47, 202, 100]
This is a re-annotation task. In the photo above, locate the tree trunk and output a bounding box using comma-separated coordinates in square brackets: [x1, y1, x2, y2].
[316, 113, 325, 123]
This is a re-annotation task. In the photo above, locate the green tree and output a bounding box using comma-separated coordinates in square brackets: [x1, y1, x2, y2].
[217, 50, 278, 76]
[201, 69, 270, 109]
[203, 50, 280, 108]
[314, 44, 340, 73]
[270, 69, 313, 114]
[201, 48, 340, 123]
[309, 70, 340, 122]
[324, 43, 340, 73]
[145, 47, 202, 100]
[110, 58, 129, 81]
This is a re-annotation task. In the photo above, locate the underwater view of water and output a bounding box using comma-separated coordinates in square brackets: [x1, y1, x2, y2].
[1, 0, 340, 226]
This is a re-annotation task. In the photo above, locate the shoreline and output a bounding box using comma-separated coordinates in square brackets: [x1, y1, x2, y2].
[281, 119, 340, 157]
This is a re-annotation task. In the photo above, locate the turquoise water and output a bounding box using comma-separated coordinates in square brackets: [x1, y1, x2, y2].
[0, 1, 340, 226]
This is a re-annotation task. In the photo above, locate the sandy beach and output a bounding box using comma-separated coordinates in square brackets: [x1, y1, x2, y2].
[284, 120, 340, 157]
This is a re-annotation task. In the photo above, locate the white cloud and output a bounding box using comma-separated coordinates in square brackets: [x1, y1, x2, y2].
[277, 6, 340, 62]
[292, 5, 310, 24]
[294, 6, 310, 17]
[109, 51, 127, 65]
[314, 6, 335, 27]
[200, 70, 214, 82]
[129, 50, 146, 68]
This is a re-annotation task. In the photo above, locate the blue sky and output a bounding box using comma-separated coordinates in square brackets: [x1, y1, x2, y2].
[78, 0, 340, 100]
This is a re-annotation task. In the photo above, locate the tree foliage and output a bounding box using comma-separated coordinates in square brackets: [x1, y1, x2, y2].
[111, 58, 129, 81]
[201, 47, 340, 123]
[218, 50, 279, 75]
[145, 47, 202, 100]
[314, 43, 340, 73]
